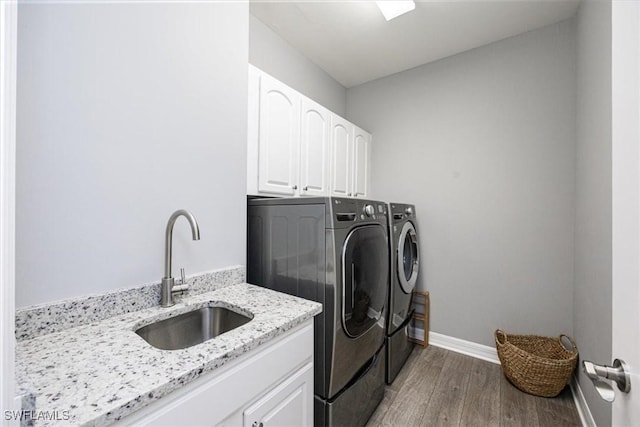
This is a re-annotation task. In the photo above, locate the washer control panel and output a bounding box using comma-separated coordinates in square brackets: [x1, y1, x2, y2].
[333, 198, 387, 225]
[390, 203, 416, 223]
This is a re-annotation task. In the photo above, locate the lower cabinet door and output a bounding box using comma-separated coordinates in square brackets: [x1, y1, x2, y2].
[243, 362, 313, 427]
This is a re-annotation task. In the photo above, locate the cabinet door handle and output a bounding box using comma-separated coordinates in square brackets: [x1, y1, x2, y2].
[292, 185, 298, 190]
[303, 186, 308, 191]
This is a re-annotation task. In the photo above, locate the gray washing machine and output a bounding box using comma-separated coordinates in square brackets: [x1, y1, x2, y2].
[385, 202, 420, 384]
[247, 197, 389, 427]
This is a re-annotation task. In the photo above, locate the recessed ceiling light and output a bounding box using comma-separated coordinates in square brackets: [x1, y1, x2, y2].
[376, 1, 416, 21]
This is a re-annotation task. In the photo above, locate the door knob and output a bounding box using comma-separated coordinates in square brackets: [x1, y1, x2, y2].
[582, 359, 631, 402]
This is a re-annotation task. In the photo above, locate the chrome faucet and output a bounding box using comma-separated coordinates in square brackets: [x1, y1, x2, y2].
[161, 209, 200, 307]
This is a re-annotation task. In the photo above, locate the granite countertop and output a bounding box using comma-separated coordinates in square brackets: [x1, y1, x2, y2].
[15, 283, 322, 426]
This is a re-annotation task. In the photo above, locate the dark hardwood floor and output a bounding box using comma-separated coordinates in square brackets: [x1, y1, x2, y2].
[367, 346, 581, 427]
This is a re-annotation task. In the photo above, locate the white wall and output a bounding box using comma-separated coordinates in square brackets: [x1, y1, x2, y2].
[1, 0, 18, 416]
[347, 21, 576, 347]
[249, 15, 347, 117]
[16, 3, 248, 307]
[574, 1, 612, 425]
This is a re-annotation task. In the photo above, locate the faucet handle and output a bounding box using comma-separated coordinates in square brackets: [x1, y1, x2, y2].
[172, 268, 189, 294]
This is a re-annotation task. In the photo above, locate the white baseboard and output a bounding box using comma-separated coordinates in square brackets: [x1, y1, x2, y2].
[569, 376, 596, 427]
[428, 331, 500, 365]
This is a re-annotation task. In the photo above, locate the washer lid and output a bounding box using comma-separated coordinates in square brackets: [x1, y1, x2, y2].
[397, 221, 419, 293]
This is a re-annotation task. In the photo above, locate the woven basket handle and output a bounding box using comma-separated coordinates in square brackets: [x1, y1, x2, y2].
[559, 334, 578, 353]
[495, 329, 507, 347]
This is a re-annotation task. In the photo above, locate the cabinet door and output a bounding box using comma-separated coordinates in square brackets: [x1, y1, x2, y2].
[300, 99, 330, 197]
[330, 115, 353, 197]
[243, 363, 313, 427]
[258, 73, 300, 196]
[352, 126, 371, 198]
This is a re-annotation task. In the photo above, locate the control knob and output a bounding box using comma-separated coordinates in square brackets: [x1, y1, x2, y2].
[363, 204, 375, 217]
[405, 207, 413, 216]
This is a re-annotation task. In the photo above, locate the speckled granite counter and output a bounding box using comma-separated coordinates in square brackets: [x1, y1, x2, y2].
[15, 283, 322, 426]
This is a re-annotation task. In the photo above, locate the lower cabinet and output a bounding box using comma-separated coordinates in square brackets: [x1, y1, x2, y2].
[116, 321, 314, 427]
[243, 362, 312, 427]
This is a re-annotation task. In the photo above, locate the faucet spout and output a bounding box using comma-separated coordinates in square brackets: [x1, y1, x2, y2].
[161, 209, 200, 307]
[164, 209, 200, 279]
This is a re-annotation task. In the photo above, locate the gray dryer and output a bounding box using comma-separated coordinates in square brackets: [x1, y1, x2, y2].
[385, 202, 420, 384]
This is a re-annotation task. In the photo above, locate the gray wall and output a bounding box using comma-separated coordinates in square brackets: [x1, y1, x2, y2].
[347, 21, 576, 347]
[16, 3, 248, 307]
[574, 1, 612, 425]
[249, 15, 347, 116]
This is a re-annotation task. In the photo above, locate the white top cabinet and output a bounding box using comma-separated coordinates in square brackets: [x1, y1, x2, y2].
[352, 125, 371, 198]
[329, 115, 352, 197]
[257, 72, 300, 196]
[300, 98, 330, 197]
[248, 65, 371, 199]
[328, 120, 372, 199]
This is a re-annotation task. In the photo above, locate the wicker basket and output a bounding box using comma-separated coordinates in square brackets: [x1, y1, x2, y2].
[495, 329, 578, 397]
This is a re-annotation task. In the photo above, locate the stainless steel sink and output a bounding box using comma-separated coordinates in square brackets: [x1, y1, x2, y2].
[135, 306, 252, 350]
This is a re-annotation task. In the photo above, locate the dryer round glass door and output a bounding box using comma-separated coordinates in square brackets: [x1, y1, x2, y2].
[341, 224, 389, 339]
[397, 221, 419, 293]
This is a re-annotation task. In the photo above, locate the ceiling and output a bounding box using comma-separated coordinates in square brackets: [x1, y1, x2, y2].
[250, 0, 580, 88]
